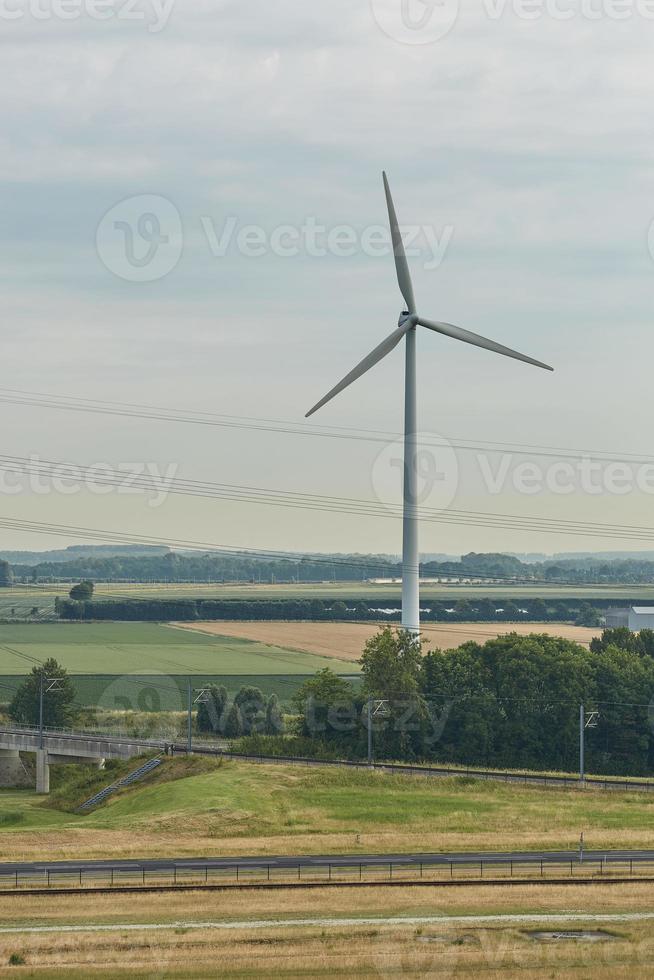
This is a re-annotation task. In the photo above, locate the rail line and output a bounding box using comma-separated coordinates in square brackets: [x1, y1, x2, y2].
[3, 724, 654, 793]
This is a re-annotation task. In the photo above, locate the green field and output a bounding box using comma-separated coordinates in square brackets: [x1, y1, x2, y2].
[0, 622, 358, 707]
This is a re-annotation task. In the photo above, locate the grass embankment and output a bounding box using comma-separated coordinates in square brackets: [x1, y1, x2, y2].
[0, 884, 652, 977]
[1, 759, 654, 861]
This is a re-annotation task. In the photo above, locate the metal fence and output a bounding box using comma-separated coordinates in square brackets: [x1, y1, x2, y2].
[4, 856, 654, 891]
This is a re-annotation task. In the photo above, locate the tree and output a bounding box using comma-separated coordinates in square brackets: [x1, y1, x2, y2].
[196, 684, 228, 733]
[359, 627, 423, 696]
[331, 600, 348, 621]
[590, 643, 654, 775]
[0, 560, 13, 587]
[529, 599, 548, 620]
[234, 686, 266, 734]
[502, 601, 520, 621]
[223, 702, 244, 738]
[354, 601, 370, 621]
[421, 645, 498, 764]
[9, 659, 78, 729]
[309, 599, 326, 620]
[575, 602, 602, 627]
[292, 668, 358, 740]
[454, 599, 473, 621]
[69, 580, 94, 601]
[590, 628, 636, 655]
[265, 694, 284, 735]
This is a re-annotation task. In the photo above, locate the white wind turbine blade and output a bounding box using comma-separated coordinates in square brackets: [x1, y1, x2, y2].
[417, 317, 554, 372]
[383, 171, 416, 314]
[305, 322, 413, 418]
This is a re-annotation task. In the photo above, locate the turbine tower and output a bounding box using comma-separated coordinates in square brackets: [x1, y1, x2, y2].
[306, 173, 553, 634]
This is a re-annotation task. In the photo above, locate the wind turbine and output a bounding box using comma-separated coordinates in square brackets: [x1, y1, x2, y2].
[306, 173, 553, 634]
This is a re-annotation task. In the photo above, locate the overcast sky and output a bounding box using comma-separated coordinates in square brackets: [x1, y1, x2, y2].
[0, 0, 653, 557]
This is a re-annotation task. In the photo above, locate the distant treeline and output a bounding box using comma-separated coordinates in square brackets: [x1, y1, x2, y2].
[13, 548, 654, 585]
[56, 596, 605, 624]
[19, 553, 385, 584]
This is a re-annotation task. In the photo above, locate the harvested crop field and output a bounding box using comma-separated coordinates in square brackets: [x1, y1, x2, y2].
[173, 621, 602, 662]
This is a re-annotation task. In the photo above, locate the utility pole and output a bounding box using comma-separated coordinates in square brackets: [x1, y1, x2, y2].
[579, 703, 584, 782]
[39, 674, 44, 750]
[188, 686, 210, 754]
[367, 699, 372, 767]
[579, 705, 599, 783]
[367, 698, 390, 768]
[187, 681, 192, 754]
[39, 675, 62, 749]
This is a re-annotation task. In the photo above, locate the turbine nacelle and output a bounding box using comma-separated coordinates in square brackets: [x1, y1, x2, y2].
[398, 311, 416, 328]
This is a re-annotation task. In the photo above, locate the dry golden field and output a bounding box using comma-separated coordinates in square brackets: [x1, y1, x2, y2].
[0, 883, 652, 977]
[174, 621, 602, 662]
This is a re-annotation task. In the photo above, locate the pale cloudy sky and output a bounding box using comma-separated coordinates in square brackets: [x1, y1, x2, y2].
[0, 0, 653, 557]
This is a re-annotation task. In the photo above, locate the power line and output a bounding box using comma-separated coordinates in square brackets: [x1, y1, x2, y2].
[2, 384, 654, 466]
[7, 452, 654, 548]
[0, 515, 652, 590]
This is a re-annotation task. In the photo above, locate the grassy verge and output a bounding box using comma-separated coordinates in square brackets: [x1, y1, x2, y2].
[1, 760, 654, 861]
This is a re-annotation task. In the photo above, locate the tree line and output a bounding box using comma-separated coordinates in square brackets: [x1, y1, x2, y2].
[237, 627, 654, 777]
[7, 628, 654, 777]
[10, 548, 654, 585]
[55, 595, 605, 624]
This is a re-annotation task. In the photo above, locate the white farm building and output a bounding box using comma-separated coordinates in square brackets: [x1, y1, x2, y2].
[605, 606, 654, 631]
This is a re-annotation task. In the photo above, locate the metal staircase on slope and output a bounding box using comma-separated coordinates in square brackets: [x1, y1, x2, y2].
[77, 756, 163, 811]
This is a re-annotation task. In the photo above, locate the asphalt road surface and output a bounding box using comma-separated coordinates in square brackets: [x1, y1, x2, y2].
[2, 849, 654, 876]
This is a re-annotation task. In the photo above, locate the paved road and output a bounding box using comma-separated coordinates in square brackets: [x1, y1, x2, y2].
[2, 849, 654, 876]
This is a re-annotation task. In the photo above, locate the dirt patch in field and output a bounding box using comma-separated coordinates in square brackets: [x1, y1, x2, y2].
[171, 622, 602, 662]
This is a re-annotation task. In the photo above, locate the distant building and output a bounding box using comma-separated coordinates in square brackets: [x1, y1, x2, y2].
[606, 606, 654, 631]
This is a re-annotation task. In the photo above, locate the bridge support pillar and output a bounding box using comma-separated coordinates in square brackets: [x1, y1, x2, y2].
[0, 749, 29, 788]
[36, 750, 50, 794]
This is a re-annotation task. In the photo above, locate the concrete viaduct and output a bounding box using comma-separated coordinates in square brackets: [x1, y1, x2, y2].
[0, 729, 161, 793]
